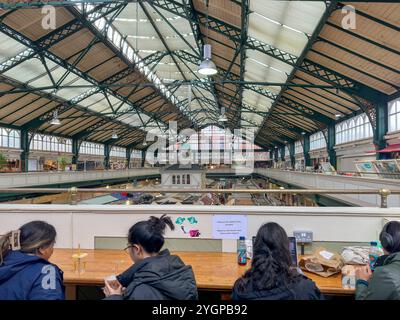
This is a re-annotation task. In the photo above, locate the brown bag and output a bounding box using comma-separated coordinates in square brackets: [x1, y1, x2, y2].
[299, 247, 344, 277]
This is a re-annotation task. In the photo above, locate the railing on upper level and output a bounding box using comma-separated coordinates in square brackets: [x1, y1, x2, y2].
[0, 186, 396, 208]
[0, 168, 160, 188]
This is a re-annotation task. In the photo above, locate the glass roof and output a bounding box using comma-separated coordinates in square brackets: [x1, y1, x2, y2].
[0, 0, 329, 147]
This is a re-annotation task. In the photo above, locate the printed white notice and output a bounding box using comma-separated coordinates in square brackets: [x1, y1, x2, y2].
[319, 250, 334, 260]
[212, 215, 247, 239]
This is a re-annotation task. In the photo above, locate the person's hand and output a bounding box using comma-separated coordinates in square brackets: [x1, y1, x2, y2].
[103, 279, 123, 297]
[355, 264, 372, 281]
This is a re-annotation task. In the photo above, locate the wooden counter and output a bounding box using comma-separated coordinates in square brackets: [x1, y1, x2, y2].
[50, 249, 354, 299]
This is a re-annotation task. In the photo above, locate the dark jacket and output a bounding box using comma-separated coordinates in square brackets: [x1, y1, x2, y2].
[232, 274, 324, 300]
[105, 249, 198, 300]
[356, 252, 400, 300]
[0, 251, 65, 300]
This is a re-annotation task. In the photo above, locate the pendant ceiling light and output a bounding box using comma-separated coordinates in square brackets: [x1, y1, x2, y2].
[50, 110, 61, 125]
[198, 44, 217, 76]
[112, 129, 118, 139]
[142, 138, 148, 147]
[218, 106, 228, 123]
[198, 1, 217, 76]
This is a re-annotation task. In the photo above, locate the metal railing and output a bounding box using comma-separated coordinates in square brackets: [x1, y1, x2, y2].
[0, 187, 396, 208]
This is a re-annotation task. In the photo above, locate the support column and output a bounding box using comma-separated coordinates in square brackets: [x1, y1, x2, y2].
[104, 144, 111, 170]
[303, 134, 311, 167]
[375, 101, 388, 160]
[327, 124, 337, 169]
[289, 142, 295, 169]
[72, 138, 79, 166]
[126, 147, 132, 169]
[20, 129, 29, 172]
[141, 149, 146, 168]
[274, 148, 279, 162]
[280, 146, 285, 162]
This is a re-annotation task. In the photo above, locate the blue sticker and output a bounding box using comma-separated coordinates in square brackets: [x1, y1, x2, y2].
[175, 217, 185, 225]
[187, 216, 198, 224]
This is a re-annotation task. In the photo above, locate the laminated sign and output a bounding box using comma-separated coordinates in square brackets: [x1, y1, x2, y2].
[212, 215, 247, 239]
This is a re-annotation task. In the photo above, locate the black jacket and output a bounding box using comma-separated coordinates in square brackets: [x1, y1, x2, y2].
[231, 274, 324, 300]
[105, 249, 198, 300]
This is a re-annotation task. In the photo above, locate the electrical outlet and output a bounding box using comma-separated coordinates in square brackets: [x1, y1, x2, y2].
[293, 231, 313, 243]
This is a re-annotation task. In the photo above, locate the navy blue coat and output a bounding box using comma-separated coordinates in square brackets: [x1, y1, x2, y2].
[0, 251, 65, 300]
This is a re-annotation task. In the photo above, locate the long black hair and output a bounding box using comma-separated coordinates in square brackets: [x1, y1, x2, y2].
[236, 222, 300, 292]
[128, 214, 175, 253]
[380, 221, 400, 254]
[0, 221, 57, 265]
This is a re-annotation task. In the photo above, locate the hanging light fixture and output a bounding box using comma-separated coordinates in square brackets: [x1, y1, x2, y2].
[198, 44, 217, 76]
[335, 113, 342, 119]
[198, 1, 217, 76]
[218, 106, 228, 123]
[50, 110, 61, 125]
[112, 129, 118, 139]
[142, 138, 148, 147]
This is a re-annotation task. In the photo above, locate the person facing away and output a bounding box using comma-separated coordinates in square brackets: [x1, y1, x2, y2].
[356, 221, 400, 300]
[103, 214, 198, 300]
[232, 222, 324, 300]
[0, 221, 65, 300]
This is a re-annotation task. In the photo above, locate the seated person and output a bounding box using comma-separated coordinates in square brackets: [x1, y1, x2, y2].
[0, 221, 64, 300]
[356, 221, 400, 300]
[103, 214, 198, 300]
[232, 222, 324, 300]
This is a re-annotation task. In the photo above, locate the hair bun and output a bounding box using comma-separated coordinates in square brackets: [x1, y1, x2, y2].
[148, 214, 175, 234]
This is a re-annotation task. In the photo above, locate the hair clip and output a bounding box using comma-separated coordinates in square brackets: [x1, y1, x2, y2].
[10, 230, 21, 251]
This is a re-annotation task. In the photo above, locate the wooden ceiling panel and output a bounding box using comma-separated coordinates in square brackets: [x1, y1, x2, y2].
[346, 2, 400, 27]
[307, 50, 397, 94]
[318, 25, 399, 72]
[3, 8, 74, 41]
[12, 101, 59, 126]
[329, 10, 400, 52]
[193, 0, 241, 28]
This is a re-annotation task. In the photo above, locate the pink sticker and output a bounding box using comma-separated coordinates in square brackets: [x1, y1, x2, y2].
[189, 230, 200, 237]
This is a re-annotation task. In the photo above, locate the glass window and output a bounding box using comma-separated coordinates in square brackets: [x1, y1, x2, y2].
[130, 149, 141, 159]
[182, 175, 185, 184]
[284, 146, 289, 157]
[29, 133, 71, 153]
[187, 174, 190, 184]
[388, 98, 400, 133]
[177, 175, 180, 184]
[172, 175, 176, 184]
[0, 127, 21, 149]
[310, 131, 326, 151]
[110, 146, 126, 158]
[294, 141, 303, 154]
[80, 141, 105, 156]
[335, 113, 373, 145]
